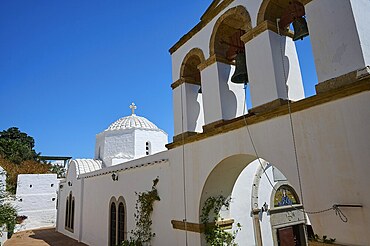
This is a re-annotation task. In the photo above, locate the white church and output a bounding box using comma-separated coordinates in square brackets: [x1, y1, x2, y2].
[57, 0, 370, 245]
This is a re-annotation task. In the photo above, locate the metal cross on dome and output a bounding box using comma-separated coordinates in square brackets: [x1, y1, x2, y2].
[129, 102, 137, 115]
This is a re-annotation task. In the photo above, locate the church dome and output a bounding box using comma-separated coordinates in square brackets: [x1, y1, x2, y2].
[105, 103, 160, 131]
[106, 114, 159, 131]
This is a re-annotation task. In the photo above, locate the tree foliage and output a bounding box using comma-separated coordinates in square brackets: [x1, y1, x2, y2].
[0, 127, 39, 164]
[201, 195, 241, 246]
[49, 163, 66, 178]
[0, 127, 56, 238]
[0, 203, 17, 238]
[0, 127, 64, 193]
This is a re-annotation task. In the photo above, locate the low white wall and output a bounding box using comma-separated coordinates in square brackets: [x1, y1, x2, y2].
[15, 174, 59, 231]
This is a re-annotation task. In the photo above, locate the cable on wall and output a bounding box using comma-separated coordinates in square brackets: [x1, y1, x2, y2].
[180, 83, 189, 245]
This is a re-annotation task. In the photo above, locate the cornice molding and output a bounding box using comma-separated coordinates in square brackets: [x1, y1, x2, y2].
[169, 0, 235, 55]
[198, 54, 234, 71]
[171, 77, 201, 90]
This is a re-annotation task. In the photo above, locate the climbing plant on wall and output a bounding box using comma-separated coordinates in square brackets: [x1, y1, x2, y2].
[122, 177, 160, 246]
[201, 195, 241, 246]
[0, 180, 17, 239]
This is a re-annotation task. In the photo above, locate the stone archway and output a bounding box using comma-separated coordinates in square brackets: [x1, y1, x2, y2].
[198, 154, 308, 246]
[178, 48, 206, 132]
[209, 5, 252, 58]
[199, 154, 257, 215]
[180, 48, 205, 85]
[257, 0, 308, 26]
[198, 154, 257, 245]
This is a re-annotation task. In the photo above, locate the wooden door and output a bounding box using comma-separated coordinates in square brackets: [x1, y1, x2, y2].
[278, 226, 295, 246]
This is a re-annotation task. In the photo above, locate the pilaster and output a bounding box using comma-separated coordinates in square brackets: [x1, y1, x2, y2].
[306, 0, 370, 83]
[244, 29, 304, 109]
[172, 81, 203, 137]
[200, 60, 245, 126]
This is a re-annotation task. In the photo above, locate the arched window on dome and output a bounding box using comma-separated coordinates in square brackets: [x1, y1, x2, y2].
[146, 141, 151, 155]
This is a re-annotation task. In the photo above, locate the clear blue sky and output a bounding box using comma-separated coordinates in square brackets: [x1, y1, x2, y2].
[0, 1, 317, 159]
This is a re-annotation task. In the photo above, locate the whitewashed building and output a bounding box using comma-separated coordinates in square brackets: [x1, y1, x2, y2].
[95, 103, 168, 166]
[14, 174, 60, 231]
[57, 0, 370, 246]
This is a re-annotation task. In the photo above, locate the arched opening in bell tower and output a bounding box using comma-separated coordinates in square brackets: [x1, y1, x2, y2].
[179, 48, 206, 133]
[258, 0, 318, 97]
[209, 6, 253, 116]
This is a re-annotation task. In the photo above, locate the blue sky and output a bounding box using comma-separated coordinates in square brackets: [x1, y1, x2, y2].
[0, 1, 317, 158]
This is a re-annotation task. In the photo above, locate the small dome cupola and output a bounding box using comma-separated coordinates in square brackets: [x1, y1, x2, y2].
[106, 103, 160, 131]
[95, 103, 168, 167]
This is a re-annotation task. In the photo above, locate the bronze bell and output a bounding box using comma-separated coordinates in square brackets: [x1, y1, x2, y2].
[231, 52, 248, 84]
[292, 17, 309, 41]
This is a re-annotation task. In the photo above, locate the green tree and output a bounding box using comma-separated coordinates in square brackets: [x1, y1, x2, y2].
[0, 127, 39, 164]
[50, 163, 66, 178]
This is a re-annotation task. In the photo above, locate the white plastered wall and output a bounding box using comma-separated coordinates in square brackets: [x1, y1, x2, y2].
[96, 130, 135, 166]
[57, 92, 370, 246]
[306, 0, 370, 83]
[78, 152, 175, 246]
[14, 174, 59, 231]
[134, 129, 167, 158]
[95, 128, 167, 166]
[174, 91, 370, 246]
[56, 162, 81, 241]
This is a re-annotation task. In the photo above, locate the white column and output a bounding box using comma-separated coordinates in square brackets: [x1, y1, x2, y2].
[306, 0, 370, 83]
[201, 61, 245, 125]
[245, 29, 305, 108]
[172, 83, 202, 136]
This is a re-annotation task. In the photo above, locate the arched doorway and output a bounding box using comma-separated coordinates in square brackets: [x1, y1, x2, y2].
[199, 155, 307, 246]
[270, 183, 307, 246]
[198, 154, 257, 246]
